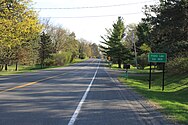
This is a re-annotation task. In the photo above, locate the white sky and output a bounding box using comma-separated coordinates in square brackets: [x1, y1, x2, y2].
[32, 0, 158, 44]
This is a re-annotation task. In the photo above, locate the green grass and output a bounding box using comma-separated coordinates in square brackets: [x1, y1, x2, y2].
[72, 57, 89, 63]
[111, 64, 136, 69]
[0, 58, 88, 76]
[118, 71, 188, 124]
[0, 65, 35, 75]
[0, 65, 59, 76]
[111, 63, 162, 74]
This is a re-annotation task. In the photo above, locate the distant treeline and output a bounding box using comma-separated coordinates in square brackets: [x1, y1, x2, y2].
[0, 0, 100, 71]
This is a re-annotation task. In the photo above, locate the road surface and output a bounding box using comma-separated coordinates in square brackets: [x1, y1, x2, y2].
[0, 59, 173, 125]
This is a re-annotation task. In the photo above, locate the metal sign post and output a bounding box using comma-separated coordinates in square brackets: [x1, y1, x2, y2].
[123, 64, 130, 80]
[149, 62, 152, 89]
[125, 69, 128, 80]
[148, 53, 167, 91]
[162, 63, 165, 91]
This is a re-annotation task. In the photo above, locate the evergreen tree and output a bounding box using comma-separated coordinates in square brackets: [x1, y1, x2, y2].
[100, 17, 133, 68]
[39, 32, 53, 68]
[142, 0, 188, 58]
[136, 22, 151, 55]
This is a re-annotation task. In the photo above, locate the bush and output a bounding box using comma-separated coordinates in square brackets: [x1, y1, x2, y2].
[44, 58, 55, 66]
[137, 53, 148, 69]
[52, 52, 72, 66]
[167, 57, 188, 74]
[79, 53, 86, 59]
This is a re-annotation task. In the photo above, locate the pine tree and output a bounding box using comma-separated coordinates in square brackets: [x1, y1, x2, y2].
[39, 32, 53, 68]
[142, 0, 188, 58]
[100, 17, 133, 68]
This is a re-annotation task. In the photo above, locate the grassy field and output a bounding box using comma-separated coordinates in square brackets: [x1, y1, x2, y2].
[116, 64, 188, 124]
[0, 58, 88, 76]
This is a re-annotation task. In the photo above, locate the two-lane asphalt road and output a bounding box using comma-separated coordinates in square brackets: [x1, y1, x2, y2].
[0, 59, 173, 125]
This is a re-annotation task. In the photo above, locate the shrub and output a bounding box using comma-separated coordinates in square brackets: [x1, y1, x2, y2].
[52, 52, 72, 66]
[79, 53, 86, 59]
[166, 57, 188, 74]
[44, 58, 55, 66]
[137, 53, 148, 69]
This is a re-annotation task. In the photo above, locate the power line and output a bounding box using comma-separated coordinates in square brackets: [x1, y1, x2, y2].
[39, 12, 142, 19]
[33, 0, 155, 10]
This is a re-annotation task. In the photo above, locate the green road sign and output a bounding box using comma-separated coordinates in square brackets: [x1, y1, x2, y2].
[148, 53, 167, 63]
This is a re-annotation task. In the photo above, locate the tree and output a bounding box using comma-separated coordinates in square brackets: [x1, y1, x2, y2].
[78, 39, 89, 59]
[15, 39, 40, 66]
[64, 32, 79, 62]
[142, 0, 188, 58]
[0, 0, 42, 70]
[100, 17, 133, 68]
[136, 22, 151, 55]
[44, 24, 80, 61]
[39, 32, 53, 68]
[124, 24, 140, 67]
[91, 43, 100, 58]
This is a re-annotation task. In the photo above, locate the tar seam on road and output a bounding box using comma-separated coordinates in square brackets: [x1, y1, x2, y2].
[67, 60, 101, 125]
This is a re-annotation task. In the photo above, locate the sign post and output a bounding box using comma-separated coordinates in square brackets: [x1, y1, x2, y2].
[149, 62, 152, 89]
[148, 53, 167, 91]
[162, 63, 165, 91]
[123, 64, 130, 80]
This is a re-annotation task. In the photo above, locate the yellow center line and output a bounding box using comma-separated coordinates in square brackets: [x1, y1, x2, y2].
[0, 72, 67, 93]
[0, 59, 96, 94]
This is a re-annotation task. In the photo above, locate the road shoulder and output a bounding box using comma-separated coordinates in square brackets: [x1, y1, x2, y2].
[105, 67, 177, 125]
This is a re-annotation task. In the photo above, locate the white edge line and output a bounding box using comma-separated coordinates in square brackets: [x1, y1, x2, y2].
[67, 60, 100, 125]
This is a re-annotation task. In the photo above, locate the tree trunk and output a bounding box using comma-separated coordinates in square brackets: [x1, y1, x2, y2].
[0, 64, 3, 71]
[41, 49, 45, 69]
[5, 64, 8, 71]
[118, 59, 121, 68]
[41, 61, 43, 69]
[15, 61, 18, 71]
[41, 58, 44, 69]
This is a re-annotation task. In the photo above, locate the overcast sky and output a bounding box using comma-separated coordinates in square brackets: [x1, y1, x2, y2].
[32, 0, 158, 44]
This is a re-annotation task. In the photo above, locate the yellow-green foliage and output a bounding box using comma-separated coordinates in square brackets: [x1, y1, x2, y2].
[0, 0, 42, 61]
[0, 0, 42, 48]
[51, 52, 72, 66]
[0, 0, 42, 68]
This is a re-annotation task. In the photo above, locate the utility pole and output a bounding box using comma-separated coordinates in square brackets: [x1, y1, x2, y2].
[132, 32, 138, 69]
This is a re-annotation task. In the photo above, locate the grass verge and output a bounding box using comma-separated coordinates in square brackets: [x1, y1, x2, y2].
[118, 71, 188, 124]
[0, 58, 88, 76]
